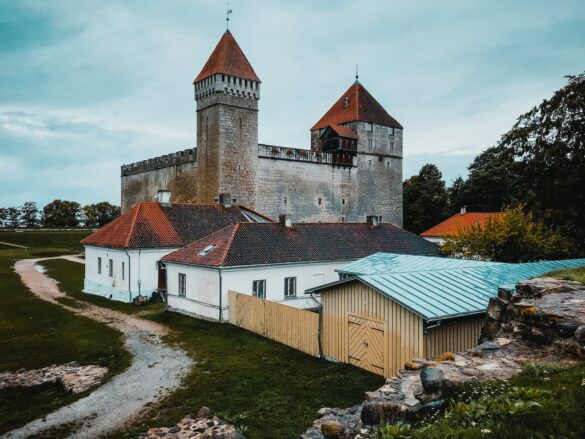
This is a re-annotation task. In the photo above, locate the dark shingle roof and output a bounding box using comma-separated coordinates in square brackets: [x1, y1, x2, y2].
[162, 222, 440, 267]
[311, 82, 403, 131]
[81, 202, 272, 249]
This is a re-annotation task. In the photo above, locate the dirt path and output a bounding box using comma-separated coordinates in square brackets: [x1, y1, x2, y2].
[6, 257, 192, 439]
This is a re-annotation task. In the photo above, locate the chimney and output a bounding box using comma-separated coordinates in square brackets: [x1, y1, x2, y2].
[460, 206, 467, 215]
[279, 214, 293, 228]
[366, 215, 380, 227]
[218, 193, 232, 208]
[156, 189, 171, 206]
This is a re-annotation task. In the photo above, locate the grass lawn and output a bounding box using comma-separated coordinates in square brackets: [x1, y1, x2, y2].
[44, 259, 384, 438]
[374, 363, 585, 439]
[41, 259, 164, 315]
[547, 266, 585, 284]
[0, 230, 91, 257]
[0, 246, 131, 435]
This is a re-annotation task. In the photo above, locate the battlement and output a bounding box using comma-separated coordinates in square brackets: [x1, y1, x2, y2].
[258, 144, 355, 167]
[121, 148, 197, 176]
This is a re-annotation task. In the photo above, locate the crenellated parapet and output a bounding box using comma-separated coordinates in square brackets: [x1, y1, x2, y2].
[121, 148, 197, 176]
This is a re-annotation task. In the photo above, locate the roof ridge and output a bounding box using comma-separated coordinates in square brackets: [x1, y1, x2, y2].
[125, 203, 142, 248]
[219, 223, 241, 266]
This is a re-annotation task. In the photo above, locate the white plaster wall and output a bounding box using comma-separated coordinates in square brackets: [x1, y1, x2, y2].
[164, 260, 352, 321]
[166, 263, 221, 320]
[84, 246, 178, 302]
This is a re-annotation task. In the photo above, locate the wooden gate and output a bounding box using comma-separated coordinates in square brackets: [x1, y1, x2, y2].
[348, 314, 385, 375]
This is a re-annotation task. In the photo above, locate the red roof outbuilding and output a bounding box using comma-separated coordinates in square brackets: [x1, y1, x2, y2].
[420, 212, 505, 238]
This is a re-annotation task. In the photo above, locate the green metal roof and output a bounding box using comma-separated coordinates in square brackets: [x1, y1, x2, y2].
[308, 253, 585, 322]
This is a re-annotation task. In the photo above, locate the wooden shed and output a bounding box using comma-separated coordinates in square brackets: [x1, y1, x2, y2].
[307, 253, 585, 378]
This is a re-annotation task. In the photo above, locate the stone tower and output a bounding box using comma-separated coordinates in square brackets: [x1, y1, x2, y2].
[310, 80, 404, 226]
[193, 30, 261, 207]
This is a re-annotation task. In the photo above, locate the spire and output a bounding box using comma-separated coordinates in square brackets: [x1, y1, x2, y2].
[355, 64, 359, 83]
[226, 1, 232, 30]
[194, 31, 260, 84]
[310, 81, 403, 131]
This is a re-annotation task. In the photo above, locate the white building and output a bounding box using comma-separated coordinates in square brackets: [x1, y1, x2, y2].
[162, 215, 440, 322]
[81, 194, 271, 302]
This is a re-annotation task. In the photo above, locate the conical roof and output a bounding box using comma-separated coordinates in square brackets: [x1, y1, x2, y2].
[311, 82, 402, 131]
[194, 30, 260, 83]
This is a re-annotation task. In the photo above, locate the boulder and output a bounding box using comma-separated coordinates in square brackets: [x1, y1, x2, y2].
[360, 401, 409, 426]
[320, 420, 344, 438]
[420, 367, 442, 393]
[404, 361, 422, 371]
[197, 406, 211, 418]
[575, 326, 585, 345]
[556, 321, 579, 338]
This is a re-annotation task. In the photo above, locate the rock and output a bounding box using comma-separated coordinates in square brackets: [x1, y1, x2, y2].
[475, 341, 499, 351]
[168, 427, 180, 433]
[462, 368, 481, 377]
[420, 367, 442, 393]
[320, 421, 344, 438]
[494, 337, 513, 347]
[197, 406, 211, 418]
[575, 326, 585, 345]
[404, 361, 422, 371]
[557, 322, 579, 338]
[435, 352, 455, 361]
[317, 407, 333, 418]
[361, 401, 409, 426]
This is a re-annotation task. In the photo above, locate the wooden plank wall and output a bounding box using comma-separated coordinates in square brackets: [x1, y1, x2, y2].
[228, 290, 319, 357]
[321, 280, 424, 378]
[423, 315, 485, 359]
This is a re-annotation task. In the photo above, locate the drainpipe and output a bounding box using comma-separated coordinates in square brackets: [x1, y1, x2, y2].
[162, 261, 169, 312]
[310, 292, 323, 358]
[124, 250, 131, 301]
[424, 320, 441, 334]
[137, 249, 142, 297]
[218, 268, 223, 323]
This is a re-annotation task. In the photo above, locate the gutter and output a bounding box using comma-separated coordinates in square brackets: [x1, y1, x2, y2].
[124, 249, 132, 301]
[309, 293, 323, 358]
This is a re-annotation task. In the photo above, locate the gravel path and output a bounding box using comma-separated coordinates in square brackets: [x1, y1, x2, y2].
[5, 257, 192, 439]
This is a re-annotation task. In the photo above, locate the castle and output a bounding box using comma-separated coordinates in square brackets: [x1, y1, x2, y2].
[121, 30, 404, 225]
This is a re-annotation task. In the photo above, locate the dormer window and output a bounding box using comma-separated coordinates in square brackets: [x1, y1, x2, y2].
[198, 245, 216, 256]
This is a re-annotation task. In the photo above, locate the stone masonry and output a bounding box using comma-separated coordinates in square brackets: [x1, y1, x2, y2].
[121, 31, 403, 226]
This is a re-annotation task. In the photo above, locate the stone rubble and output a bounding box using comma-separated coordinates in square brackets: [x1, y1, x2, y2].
[0, 361, 108, 394]
[301, 277, 585, 439]
[137, 407, 245, 439]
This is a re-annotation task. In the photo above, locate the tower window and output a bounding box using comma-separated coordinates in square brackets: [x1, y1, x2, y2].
[368, 139, 373, 148]
[342, 199, 346, 205]
[318, 198, 322, 205]
[284, 196, 287, 204]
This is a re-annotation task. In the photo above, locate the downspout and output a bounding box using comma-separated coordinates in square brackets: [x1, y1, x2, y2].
[137, 249, 142, 297]
[162, 261, 169, 312]
[424, 320, 441, 334]
[218, 268, 223, 323]
[124, 250, 131, 302]
[310, 292, 323, 358]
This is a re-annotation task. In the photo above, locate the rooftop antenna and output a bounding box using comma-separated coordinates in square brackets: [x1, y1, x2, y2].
[355, 64, 359, 83]
[226, 1, 232, 30]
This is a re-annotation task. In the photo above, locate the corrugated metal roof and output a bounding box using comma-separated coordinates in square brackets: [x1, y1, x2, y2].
[310, 253, 585, 322]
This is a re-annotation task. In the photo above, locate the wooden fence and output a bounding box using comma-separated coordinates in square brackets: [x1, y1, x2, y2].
[228, 290, 320, 357]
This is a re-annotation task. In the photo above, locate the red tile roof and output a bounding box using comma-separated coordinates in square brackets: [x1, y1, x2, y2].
[420, 212, 505, 237]
[194, 30, 260, 83]
[163, 222, 440, 267]
[81, 202, 272, 249]
[329, 124, 358, 139]
[311, 82, 403, 131]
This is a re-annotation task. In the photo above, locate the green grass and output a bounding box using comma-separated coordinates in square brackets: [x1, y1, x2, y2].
[547, 266, 585, 284]
[41, 259, 164, 315]
[111, 312, 384, 439]
[42, 258, 383, 438]
[0, 247, 131, 434]
[0, 230, 91, 253]
[373, 363, 585, 439]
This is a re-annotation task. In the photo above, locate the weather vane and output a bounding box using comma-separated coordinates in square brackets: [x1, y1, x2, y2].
[355, 64, 359, 82]
[226, 2, 233, 30]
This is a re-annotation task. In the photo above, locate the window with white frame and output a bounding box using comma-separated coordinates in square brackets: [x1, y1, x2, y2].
[178, 273, 186, 297]
[253, 280, 266, 299]
[108, 259, 113, 277]
[284, 277, 297, 297]
[97, 257, 102, 274]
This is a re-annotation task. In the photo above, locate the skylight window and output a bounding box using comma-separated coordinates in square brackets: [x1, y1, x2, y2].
[198, 245, 216, 256]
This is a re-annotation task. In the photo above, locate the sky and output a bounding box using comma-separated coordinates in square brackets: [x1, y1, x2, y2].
[1, 0, 584, 208]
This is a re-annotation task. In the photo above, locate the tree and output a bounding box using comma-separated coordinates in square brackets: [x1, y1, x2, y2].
[499, 72, 585, 253]
[442, 205, 570, 262]
[20, 201, 39, 228]
[0, 208, 7, 228]
[403, 164, 449, 234]
[448, 176, 467, 212]
[83, 202, 120, 228]
[6, 207, 20, 228]
[42, 200, 81, 228]
[458, 145, 522, 212]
